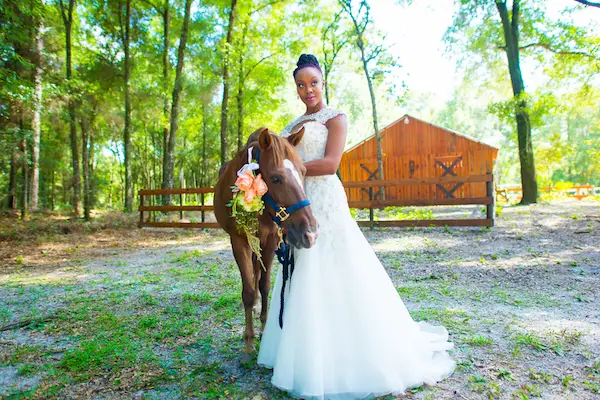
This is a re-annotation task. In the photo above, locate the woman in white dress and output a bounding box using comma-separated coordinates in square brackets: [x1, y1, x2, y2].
[257, 54, 455, 400]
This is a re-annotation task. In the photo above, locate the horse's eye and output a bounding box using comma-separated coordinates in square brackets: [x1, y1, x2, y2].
[271, 175, 283, 184]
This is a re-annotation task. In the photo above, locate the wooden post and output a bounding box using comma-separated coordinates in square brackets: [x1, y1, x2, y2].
[201, 193, 205, 223]
[486, 174, 495, 227]
[139, 191, 144, 228]
[369, 186, 374, 230]
[179, 193, 183, 220]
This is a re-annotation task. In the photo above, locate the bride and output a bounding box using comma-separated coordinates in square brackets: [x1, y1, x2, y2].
[257, 54, 455, 400]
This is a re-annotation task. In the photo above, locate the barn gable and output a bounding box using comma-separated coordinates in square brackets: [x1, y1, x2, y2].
[339, 114, 499, 202]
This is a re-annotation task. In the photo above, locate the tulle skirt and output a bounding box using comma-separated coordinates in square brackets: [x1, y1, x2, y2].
[257, 175, 455, 399]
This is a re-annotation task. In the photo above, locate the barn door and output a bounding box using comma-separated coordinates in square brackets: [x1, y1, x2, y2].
[435, 154, 464, 198]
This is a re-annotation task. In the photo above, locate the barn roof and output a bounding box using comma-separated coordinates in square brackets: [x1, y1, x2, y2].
[344, 114, 500, 153]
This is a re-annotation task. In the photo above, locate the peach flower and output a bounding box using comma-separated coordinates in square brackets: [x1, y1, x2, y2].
[252, 174, 268, 196]
[244, 188, 256, 203]
[235, 169, 254, 192]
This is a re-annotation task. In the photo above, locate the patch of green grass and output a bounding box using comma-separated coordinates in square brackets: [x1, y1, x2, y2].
[410, 307, 471, 334]
[59, 334, 157, 379]
[213, 293, 239, 311]
[465, 335, 493, 347]
[583, 380, 600, 394]
[170, 249, 203, 264]
[17, 363, 38, 376]
[468, 375, 501, 398]
[456, 357, 474, 372]
[514, 332, 548, 352]
[397, 285, 431, 301]
[585, 360, 600, 377]
[182, 360, 240, 398]
[561, 375, 574, 388]
[0, 306, 12, 324]
[139, 271, 162, 284]
[497, 368, 516, 381]
[140, 292, 160, 306]
[528, 369, 552, 383]
[138, 315, 159, 330]
[183, 292, 213, 304]
[512, 383, 542, 398]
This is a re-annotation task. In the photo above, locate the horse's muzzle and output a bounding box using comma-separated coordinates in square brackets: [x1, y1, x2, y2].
[286, 222, 319, 249]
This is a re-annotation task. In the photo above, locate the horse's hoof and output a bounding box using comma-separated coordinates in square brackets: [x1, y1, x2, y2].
[241, 352, 254, 364]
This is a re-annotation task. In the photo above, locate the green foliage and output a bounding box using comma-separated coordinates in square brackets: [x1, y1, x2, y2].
[444, 1, 600, 187]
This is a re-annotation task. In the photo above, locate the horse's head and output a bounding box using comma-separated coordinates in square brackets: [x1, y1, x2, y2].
[253, 127, 318, 249]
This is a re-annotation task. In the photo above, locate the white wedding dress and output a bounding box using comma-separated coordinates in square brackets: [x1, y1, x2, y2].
[257, 107, 455, 399]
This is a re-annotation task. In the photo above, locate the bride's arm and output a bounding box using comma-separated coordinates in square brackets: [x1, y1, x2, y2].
[304, 114, 347, 176]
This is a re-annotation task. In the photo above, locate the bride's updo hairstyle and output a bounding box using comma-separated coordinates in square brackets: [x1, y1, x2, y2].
[293, 54, 322, 78]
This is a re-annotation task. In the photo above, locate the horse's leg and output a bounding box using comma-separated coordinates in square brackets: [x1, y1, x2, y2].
[258, 234, 278, 332]
[230, 234, 256, 362]
[252, 253, 261, 313]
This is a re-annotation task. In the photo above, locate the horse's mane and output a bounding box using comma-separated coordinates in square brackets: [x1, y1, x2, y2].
[243, 130, 301, 168]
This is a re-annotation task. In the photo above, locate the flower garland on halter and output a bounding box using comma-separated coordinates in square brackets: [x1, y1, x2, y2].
[227, 146, 268, 269]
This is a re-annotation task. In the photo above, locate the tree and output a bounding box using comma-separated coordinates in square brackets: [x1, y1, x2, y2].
[162, 0, 192, 202]
[58, 0, 82, 215]
[220, 0, 238, 165]
[446, 0, 600, 204]
[122, 0, 133, 212]
[339, 0, 391, 194]
[31, 20, 43, 211]
[495, 0, 537, 204]
[321, 10, 350, 105]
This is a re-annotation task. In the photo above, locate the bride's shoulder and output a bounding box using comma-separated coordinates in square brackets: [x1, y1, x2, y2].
[317, 107, 346, 125]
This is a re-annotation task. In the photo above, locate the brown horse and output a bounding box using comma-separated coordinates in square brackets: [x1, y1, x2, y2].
[214, 127, 318, 362]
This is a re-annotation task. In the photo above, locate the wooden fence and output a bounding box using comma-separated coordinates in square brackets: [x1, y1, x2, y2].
[497, 184, 597, 202]
[344, 174, 494, 228]
[138, 187, 218, 229]
[139, 174, 494, 229]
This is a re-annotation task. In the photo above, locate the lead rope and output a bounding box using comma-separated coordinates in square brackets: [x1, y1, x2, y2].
[276, 236, 294, 329]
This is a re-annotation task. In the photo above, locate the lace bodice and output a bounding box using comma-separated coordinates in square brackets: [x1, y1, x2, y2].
[280, 107, 344, 163]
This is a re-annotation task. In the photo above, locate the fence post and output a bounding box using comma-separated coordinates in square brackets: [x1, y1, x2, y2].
[179, 192, 184, 220]
[139, 191, 144, 228]
[201, 192, 205, 223]
[486, 174, 495, 227]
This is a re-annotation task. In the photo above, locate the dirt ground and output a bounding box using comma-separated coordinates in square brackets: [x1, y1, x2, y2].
[0, 200, 599, 399]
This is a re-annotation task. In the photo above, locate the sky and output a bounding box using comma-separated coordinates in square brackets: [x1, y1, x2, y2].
[370, 0, 458, 104]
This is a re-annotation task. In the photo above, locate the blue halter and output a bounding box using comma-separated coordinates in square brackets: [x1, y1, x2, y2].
[254, 147, 311, 226]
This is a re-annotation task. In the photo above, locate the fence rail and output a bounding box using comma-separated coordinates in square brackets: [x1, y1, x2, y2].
[139, 174, 495, 229]
[138, 187, 215, 229]
[343, 174, 494, 228]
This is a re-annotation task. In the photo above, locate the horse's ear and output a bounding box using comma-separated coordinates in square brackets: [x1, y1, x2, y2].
[258, 127, 272, 150]
[287, 126, 305, 147]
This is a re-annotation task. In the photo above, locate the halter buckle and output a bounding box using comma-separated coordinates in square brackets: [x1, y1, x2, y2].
[276, 208, 290, 222]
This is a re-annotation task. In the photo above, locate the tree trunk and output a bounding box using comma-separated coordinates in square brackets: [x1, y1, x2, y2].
[31, 21, 43, 211]
[324, 67, 330, 105]
[123, 0, 133, 212]
[236, 32, 245, 152]
[89, 120, 95, 209]
[60, 0, 81, 216]
[220, 0, 238, 165]
[162, 0, 192, 204]
[342, 0, 384, 197]
[20, 116, 28, 220]
[9, 149, 18, 210]
[358, 43, 383, 184]
[496, 0, 537, 204]
[201, 102, 208, 188]
[81, 117, 91, 220]
[161, 0, 170, 186]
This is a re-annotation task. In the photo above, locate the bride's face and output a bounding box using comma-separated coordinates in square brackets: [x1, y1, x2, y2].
[295, 67, 324, 108]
